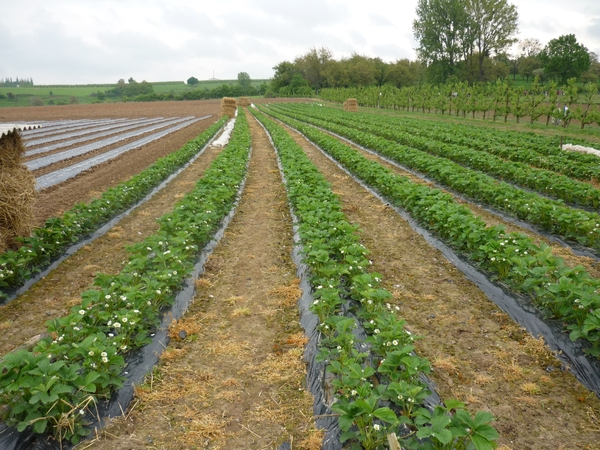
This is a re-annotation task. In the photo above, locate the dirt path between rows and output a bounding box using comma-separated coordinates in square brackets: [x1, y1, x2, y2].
[278, 122, 600, 449]
[84, 112, 319, 449]
[0, 143, 224, 357]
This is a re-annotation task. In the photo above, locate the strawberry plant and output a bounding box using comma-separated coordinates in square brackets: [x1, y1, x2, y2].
[0, 117, 228, 300]
[0, 111, 251, 444]
[259, 105, 600, 360]
[251, 107, 499, 450]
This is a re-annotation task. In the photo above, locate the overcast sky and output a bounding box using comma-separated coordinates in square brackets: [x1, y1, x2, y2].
[2, 0, 600, 85]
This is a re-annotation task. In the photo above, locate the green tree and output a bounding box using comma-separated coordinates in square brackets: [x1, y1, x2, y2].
[413, 0, 472, 83]
[187, 76, 199, 85]
[414, 0, 518, 82]
[518, 56, 542, 81]
[289, 73, 310, 95]
[386, 59, 425, 88]
[371, 57, 388, 87]
[581, 55, 600, 83]
[343, 53, 376, 87]
[294, 47, 333, 92]
[540, 34, 591, 85]
[469, 0, 519, 81]
[237, 72, 251, 94]
[322, 59, 349, 88]
[270, 61, 297, 93]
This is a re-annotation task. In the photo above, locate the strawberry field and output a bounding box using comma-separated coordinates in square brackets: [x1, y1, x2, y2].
[1, 99, 600, 449]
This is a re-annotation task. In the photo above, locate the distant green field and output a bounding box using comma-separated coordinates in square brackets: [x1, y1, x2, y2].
[152, 79, 268, 94]
[0, 79, 269, 108]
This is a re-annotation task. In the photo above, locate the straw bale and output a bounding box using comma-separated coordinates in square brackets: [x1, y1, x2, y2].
[0, 130, 36, 251]
[0, 131, 25, 169]
[344, 98, 358, 112]
[221, 97, 237, 118]
[238, 97, 251, 107]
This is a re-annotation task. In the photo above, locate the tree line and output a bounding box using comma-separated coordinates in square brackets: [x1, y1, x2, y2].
[0, 77, 34, 87]
[268, 1, 598, 96]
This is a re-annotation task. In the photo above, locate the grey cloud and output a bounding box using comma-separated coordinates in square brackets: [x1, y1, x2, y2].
[586, 17, 600, 40]
[367, 14, 396, 28]
[249, 0, 351, 27]
[349, 30, 367, 46]
[160, 5, 220, 35]
[372, 43, 413, 61]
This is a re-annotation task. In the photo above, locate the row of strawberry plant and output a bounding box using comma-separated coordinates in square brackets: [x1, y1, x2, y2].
[251, 107, 499, 450]
[281, 103, 600, 183]
[371, 114, 600, 183]
[0, 110, 251, 444]
[260, 106, 600, 360]
[266, 104, 600, 253]
[272, 104, 600, 210]
[0, 117, 227, 300]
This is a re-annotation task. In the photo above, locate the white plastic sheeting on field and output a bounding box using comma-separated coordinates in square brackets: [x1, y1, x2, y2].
[0, 123, 42, 137]
[562, 143, 600, 158]
[211, 118, 236, 147]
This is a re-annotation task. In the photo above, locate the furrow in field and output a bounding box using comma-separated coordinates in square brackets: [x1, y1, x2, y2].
[24, 117, 164, 157]
[23, 118, 129, 144]
[268, 105, 600, 255]
[26, 116, 197, 170]
[35, 117, 203, 190]
[277, 120, 600, 449]
[321, 126, 600, 275]
[0, 142, 225, 357]
[31, 110, 220, 228]
[20, 119, 102, 137]
[85, 110, 318, 449]
[23, 119, 123, 142]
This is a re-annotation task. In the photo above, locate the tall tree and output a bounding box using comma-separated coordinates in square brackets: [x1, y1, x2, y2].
[518, 56, 542, 81]
[371, 57, 388, 87]
[540, 34, 591, 85]
[518, 38, 542, 58]
[386, 59, 425, 88]
[294, 47, 333, 92]
[516, 38, 543, 82]
[270, 61, 297, 92]
[413, 0, 518, 82]
[237, 72, 251, 94]
[322, 59, 349, 88]
[582, 52, 600, 83]
[343, 53, 377, 87]
[468, 0, 519, 81]
[413, 0, 472, 83]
